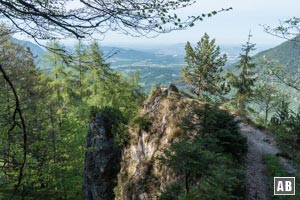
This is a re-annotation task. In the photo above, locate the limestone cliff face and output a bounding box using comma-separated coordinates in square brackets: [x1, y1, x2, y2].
[115, 87, 201, 200]
[83, 112, 121, 200]
[83, 86, 202, 200]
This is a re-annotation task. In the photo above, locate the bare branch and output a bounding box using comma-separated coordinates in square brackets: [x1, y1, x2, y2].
[0, 64, 27, 200]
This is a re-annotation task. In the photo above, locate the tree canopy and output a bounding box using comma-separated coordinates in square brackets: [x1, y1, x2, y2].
[0, 33, 145, 199]
[227, 34, 257, 114]
[264, 17, 300, 41]
[182, 33, 228, 99]
[0, 0, 231, 40]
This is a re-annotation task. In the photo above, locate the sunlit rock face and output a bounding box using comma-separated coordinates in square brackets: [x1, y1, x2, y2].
[83, 84, 203, 200]
[115, 85, 201, 200]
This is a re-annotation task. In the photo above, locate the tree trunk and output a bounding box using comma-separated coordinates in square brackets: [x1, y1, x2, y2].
[265, 104, 269, 126]
[185, 170, 190, 194]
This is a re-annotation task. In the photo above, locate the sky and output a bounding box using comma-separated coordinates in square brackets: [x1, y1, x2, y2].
[98, 0, 300, 47]
[15, 0, 300, 48]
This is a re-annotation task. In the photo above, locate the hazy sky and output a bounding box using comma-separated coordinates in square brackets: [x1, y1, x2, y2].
[99, 0, 300, 47]
[15, 0, 300, 47]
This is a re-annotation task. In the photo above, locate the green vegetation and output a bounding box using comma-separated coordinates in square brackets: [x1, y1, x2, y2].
[251, 84, 281, 125]
[0, 0, 222, 40]
[1, 9, 300, 199]
[118, 65, 183, 92]
[254, 35, 300, 71]
[264, 154, 300, 200]
[227, 34, 257, 115]
[160, 139, 216, 194]
[182, 33, 228, 99]
[131, 115, 152, 131]
[159, 182, 183, 200]
[268, 102, 300, 162]
[5, 1, 300, 200]
[0, 32, 143, 199]
[159, 104, 247, 200]
[92, 106, 130, 148]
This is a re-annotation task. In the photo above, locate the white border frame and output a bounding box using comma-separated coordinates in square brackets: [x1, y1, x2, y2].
[274, 177, 295, 196]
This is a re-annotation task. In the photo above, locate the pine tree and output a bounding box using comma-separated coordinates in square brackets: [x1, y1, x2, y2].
[73, 40, 89, 97]
[0, 37, 144, 198]
[182, 33, 227, 99]
[160, 139, 215, 193]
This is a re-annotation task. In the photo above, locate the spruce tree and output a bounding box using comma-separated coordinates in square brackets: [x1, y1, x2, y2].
[227, 33, 257, 114]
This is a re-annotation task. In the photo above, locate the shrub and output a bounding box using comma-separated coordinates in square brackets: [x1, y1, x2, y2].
[160, 103, 247, 200]
[131, 115, 152, 131]
[183, 103, 247, 159]
[159, 182, 183, 200]
[91, 106, 130, 147]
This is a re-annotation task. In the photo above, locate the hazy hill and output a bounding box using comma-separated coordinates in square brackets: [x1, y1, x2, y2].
[13, 38, 273, 92]
[11, 38, 45, 66]
[254, 35, 300, 70]
[102, 46, 184, 67]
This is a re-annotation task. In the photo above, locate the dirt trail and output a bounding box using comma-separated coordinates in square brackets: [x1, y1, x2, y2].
[239, 121, 296, 200]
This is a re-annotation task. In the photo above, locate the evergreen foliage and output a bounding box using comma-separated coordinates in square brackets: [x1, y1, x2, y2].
[160, 104, 247, 199]
[227, 34, 257, 115]
[160, 139, 215, 193]
[182, 33, 228, 99]
[159, 182, 183, 200]
[183, 104, 247, 158]
[0, 34, 144, 199]
[269, 102, 300, 163]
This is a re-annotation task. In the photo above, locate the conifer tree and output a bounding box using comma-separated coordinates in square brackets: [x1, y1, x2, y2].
[85, 41, 114, 108]
[43, 40, 71, 126]
[182, 33, 228, 99]
[227, 33, 257, 114]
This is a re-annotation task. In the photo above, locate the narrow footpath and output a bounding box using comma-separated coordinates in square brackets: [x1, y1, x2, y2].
[239, 122, 297, 200]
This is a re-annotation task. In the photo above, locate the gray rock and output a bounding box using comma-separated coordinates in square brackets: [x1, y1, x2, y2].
[167, 84, 179, 96]
[83, 112, 121, 200]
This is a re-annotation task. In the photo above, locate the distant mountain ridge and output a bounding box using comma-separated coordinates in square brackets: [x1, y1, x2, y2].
[11, 38, 45, 66]
[12, 37, 276, 92]
[254, 35, 300, 70]
[11, 38, 185, 91]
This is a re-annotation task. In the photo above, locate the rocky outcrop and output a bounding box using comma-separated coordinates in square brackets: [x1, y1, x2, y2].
[83, 112, 121, 200]
[115, 87, 201, 200]
[167, 83, 179, 96]
[83, 85, 202, 200]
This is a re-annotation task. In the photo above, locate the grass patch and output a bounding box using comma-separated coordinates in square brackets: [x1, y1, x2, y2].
[264, 154, 300, 199]
[264, 154, 285, 177]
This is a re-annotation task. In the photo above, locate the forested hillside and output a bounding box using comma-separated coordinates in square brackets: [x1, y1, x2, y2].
[1, 28, 300, 200]
[254, 35, 300, 70]
[15, 39, 259, 92]
[0, 33, 144, 199]
[0, 1, 300, 200]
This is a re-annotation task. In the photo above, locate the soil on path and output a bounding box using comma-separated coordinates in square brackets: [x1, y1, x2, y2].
[239, 121, 296, 200]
